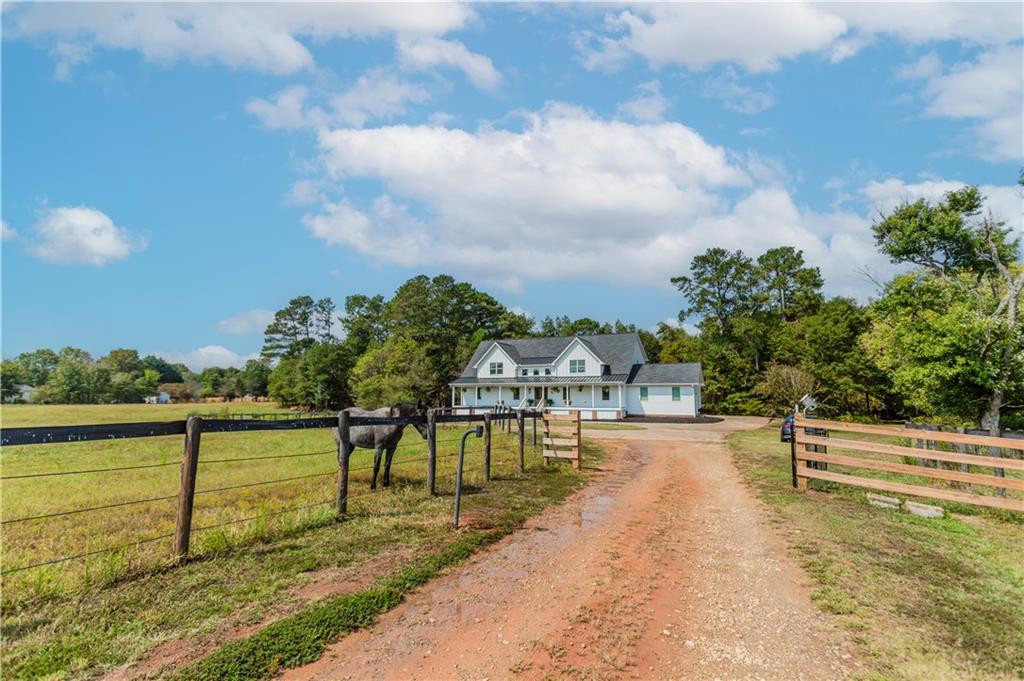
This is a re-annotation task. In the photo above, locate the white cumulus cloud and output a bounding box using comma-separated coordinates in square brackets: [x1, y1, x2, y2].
[919, 46, 1023, 162]
[154, 345, 258, 371]
[299, 103, 897, 298]
[299, 103, 1021, 300]
[1, 221, 16, 240]
[217, 309, 275, 335]
[30, 205, 144, 266]
[617, 80, 669, 122]
[860, 178, 1023, 234]
[579, 2, 1022, 73]
[581, 3, 846, 73]
[8, 3, 476, 77]
[246, 69, 432, 130]
[396, 35, 501, 91]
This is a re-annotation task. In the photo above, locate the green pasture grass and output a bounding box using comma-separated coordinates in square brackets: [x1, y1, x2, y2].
[1, 407, 604, 680]
[729, 426, 1024, 680]
[581, 422, 647, 431]
[0, 402, 285, 427]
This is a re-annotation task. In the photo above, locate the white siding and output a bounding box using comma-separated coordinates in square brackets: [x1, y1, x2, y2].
[552, 340, 602, 377]
[474, 345, 516, 379]
[625, 385, 697, 416]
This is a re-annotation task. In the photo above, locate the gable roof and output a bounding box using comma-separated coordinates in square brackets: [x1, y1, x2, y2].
[458, 333, 644, 378]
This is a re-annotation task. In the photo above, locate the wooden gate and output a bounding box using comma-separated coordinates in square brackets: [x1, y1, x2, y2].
[793, 415, 1024, 512]
[543, 410, 581, 469]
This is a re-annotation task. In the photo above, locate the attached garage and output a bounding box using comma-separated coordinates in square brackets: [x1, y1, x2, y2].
[624, 363, 703, 417]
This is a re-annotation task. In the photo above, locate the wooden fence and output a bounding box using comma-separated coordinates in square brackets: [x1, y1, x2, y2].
[792, 415, 1024, 512]
[1, 408, 542, 573]
[543, 410, 581, 469]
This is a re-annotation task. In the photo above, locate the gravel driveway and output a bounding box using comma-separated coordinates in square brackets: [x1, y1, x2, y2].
[282, 417, 858, 680]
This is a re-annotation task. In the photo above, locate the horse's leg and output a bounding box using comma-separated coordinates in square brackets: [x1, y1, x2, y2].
[383, 444, 397, 487]
[371, 444, 384, 490]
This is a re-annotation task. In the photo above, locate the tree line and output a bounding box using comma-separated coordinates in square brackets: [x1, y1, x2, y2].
[258, 276, 658, 411]
[1, 348, 271, 404]
[3, 183, 1019, 431]
[659, 183, 1022, 431]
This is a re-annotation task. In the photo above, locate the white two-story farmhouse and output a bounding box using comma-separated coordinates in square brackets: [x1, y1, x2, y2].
[450, 333, 703, 420]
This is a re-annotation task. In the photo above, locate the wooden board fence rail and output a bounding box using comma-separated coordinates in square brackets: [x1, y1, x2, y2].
[797, 433, 1024, 471]
[793, 416, 1016, 449]
[542, 410, 580, 469]
[791, 414, 1024, 512]
[797, 467, 1024, 512]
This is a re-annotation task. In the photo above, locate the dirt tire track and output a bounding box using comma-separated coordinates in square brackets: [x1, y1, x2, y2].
[282, 418, 858, 680]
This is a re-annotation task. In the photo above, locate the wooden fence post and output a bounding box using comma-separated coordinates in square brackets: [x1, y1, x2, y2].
[517, 410, 525, 474]
[575, 410, 582, 470]
[337, 410, 351, 516]
[427, 409, 437, 496]
[790, 412, 798, 488]
[172, 416, 203, 562]
[483, 412, 492, 482]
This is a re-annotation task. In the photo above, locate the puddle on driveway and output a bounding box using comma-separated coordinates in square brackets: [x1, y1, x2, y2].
[399, 443, 653, 630]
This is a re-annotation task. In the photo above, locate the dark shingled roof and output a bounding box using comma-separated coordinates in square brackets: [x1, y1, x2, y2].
[459, 333, 645, 378]
[630, 363, 703, 385]
[454, 333, 703, 386]
[451, 374, 631, 386]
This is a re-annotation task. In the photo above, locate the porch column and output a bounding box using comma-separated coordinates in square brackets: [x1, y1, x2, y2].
[618, 385, 623, 415]
[498, 385, 502, 407]
[451, 385, 455, 407]
[591, 384, 595, 409]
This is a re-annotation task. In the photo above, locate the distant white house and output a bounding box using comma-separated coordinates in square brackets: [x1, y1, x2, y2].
[450, 333, 703, 420]
[4, 384, 36, 404]
[145, 392, 171, 404]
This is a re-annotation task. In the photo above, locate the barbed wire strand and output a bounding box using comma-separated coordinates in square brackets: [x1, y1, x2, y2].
[2, 493, 180, 525]
[0, 460, 181, 480]
[199, 449, 335, 465]
[1, 531, 175, 575]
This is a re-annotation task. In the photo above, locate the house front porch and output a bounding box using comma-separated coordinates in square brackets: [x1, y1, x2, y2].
[451, 382, 625, 420]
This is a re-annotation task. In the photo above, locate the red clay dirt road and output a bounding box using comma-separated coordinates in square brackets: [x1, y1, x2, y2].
[283, 417, 859, 681]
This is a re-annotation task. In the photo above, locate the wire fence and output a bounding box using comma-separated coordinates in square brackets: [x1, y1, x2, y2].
[1, 410, 545, 584]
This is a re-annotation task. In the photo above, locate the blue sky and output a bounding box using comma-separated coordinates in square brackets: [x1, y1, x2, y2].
[2, 2, 1021, 369]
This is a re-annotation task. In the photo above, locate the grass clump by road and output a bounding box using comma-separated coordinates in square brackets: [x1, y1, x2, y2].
[581, 422, 646, 431]
[2, 402, 605, 680]
[729, 426, 1024, 680]
[173, 531, 498, 681]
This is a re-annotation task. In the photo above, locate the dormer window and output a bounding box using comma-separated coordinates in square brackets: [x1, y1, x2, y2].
[533, 369, 539, 375]
[522, 369, 528, 376]
[544, 368, 551, 375]
[489, 362, 503, 375]
[569, 359, 586, 373]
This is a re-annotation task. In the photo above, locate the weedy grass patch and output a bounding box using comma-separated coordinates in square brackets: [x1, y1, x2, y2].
[729, 426, 1024, 680]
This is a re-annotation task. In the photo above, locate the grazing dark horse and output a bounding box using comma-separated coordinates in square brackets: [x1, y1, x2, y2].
[334, 402, 428, 490]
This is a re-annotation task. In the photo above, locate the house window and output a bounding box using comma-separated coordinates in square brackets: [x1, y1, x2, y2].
[512, 387, 521, 400]
[562, 387, 568, 401]
[672, 387, 681, 401]
[569, 359, 586, 373]
[544, 368, 551, 375]
[522, 369, 528, 376]
[533, 369, 539, 375]
[476, 388, 482, 400]
[640, 387, 648, 401]
[489, 362, 503, 375]
[602, 386, 610, 401]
